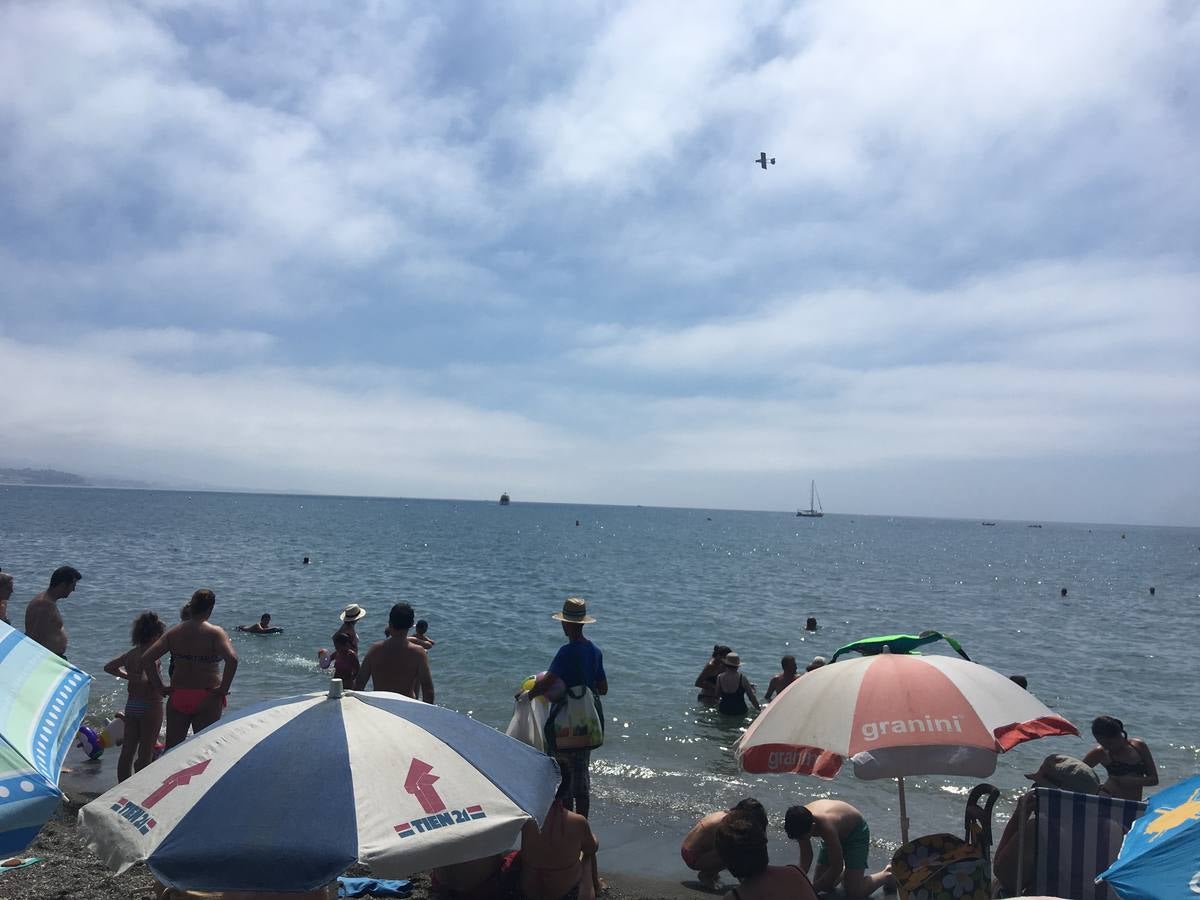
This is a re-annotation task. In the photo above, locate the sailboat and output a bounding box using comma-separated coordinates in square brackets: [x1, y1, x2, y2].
[796, 480, 824, 518]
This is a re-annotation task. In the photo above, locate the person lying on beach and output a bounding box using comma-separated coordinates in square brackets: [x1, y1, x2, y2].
[993, 754, 1101, 895]
[103, 611, 166, 781]
[715, 809, 817, 900]
[695, 644, 732, 706]
[716, 653, 760, 716]
[144, 588, 238, 749]
[519, 788, 600, 900]
[764, 656, 798, 702]
[355, 602, 434, 702]
[237, 613, 284, 634]
[1082, 715, 1159, 801]
[784, 799, 894, 898]
[409, 618, 435, 649]
[682, 798, 768, 889]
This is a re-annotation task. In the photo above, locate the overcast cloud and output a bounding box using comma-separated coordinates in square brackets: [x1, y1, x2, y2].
[2, 0, 1198, 524]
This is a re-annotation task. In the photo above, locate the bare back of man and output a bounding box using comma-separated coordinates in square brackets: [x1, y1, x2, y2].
[25, 592, 67, 656]
[356, 635, 434, 701]
[520, 804, 599, 900]
[799, 799, 892, 898]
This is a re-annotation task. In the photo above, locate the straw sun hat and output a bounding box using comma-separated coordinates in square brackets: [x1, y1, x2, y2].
[551, 597, 596, 624]
[340, 603, 367, 623]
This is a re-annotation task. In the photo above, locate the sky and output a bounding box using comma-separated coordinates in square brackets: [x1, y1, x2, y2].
[2, 1, 1198, 525]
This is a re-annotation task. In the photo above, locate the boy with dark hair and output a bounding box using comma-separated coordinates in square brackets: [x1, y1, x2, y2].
[784, 800, 894, 897]
[409, 618, 435, 649]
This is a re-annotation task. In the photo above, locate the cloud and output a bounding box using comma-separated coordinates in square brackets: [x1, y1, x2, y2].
[0, 1, 1197, 522]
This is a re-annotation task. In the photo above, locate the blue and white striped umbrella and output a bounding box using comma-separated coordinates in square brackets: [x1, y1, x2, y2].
[0, 619, 93, 854]
[79, 685, 560, 893]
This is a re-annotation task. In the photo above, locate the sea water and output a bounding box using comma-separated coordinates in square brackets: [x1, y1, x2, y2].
[2, 486, 1197, 874]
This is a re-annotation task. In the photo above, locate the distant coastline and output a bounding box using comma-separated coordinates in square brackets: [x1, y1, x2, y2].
[0, 466, 88, 486]
[0, 466, 152, 490]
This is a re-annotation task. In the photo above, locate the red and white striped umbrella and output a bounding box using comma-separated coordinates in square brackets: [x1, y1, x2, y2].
[735, 652, 1077, 841]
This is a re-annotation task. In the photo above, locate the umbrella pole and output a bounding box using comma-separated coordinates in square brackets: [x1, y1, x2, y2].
[897, 776, 910, 845]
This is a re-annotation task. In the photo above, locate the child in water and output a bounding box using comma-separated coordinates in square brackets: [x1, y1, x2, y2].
[320, 631, 359, 689]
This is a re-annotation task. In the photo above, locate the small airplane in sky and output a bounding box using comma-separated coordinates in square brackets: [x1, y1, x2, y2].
[756, 152, 776, 170]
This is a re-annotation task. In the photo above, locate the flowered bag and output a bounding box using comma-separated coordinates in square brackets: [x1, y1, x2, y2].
[890, 833, 989, 900]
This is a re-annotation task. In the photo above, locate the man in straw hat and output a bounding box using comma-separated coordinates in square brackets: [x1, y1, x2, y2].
[524, 597, 608, 817]
[334, 603, 366, 652]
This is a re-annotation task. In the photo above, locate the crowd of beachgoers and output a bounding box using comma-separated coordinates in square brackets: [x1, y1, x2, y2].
[2, 565, 1167, 899]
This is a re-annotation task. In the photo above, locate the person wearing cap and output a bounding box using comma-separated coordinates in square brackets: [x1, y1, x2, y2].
[334, 603, 366, 653]
[993, 754, 1101, 895]
[24, 565, 82, 658]
[715, 652, 760, 716]
[524, 597, 607, 818]
[806, 655, 826, 673]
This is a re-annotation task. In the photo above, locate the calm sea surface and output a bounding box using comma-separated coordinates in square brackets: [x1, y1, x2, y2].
[2, 486, 1197, 873]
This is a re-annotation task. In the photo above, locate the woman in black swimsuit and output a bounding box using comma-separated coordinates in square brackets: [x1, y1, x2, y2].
[716, 652, 761, 717]
[1082, 715, 1159, 801]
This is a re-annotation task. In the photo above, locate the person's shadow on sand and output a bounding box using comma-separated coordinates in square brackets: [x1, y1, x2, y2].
[681, 879, 727, 894]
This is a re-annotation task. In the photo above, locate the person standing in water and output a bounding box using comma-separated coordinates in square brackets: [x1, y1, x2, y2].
[764, 655, 798, 701]
[695, 644, 731, 706]
[24, 565, 82, 657]
[716, 652, 760, 716]
[335, 603, 366, 652]
[103, 612, 166, 781]
[144, 589, 238, 749]
[0, 572, 12, 625]
[355, 602, 434, 701]
[1083, 715, 1159, 800]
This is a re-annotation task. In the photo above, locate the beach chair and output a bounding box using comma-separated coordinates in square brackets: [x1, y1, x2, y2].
[890, 783, 999, 899]
[1021, 787, 1145, 900]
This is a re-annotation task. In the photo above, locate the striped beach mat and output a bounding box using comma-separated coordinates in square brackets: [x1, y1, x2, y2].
[1033, 787, 1146, 900]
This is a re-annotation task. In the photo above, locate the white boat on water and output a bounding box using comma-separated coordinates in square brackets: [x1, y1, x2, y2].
[796, 480, 824, 518]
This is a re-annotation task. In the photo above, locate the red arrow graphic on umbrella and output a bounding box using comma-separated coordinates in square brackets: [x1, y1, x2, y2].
[143, 759, 212, 809]
[404, 759, 444, 814]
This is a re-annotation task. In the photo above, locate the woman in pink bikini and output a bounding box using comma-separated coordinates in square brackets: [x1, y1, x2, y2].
[144, 589, 238, 750]
[103, 611, 166, 781]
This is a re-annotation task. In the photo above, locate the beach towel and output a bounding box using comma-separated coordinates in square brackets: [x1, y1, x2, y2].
[1030, 787, 1145, 900]
[336, 876, 412, 897]
[0, 857, 43, 873]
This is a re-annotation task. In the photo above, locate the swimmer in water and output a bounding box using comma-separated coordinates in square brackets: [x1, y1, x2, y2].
[804, 617, 818, 631]
[237, 613, 283, 635]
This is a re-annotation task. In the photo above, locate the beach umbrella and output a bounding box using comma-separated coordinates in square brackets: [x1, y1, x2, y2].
[0, 620, 93, 854]
[79, 682, 560, 894]
[735, 651, 1076, 842]
[1097, 775, 1200, 900]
